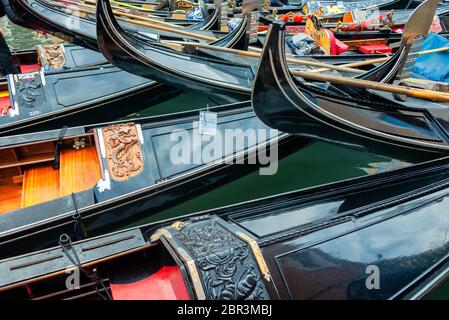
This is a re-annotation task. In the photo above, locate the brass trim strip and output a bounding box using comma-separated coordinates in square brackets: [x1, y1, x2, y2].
[236, 231, 271, 282]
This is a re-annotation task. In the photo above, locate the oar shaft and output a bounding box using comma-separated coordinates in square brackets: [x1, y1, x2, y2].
[57, 0, 182, 28]
[165, 41, 365, 73]
[291, 70, 449, 102]
[130, 21, 216, 41]
[311, 46, 449, 73]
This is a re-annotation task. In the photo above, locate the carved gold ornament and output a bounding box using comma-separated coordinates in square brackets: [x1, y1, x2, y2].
[102, 123, 144, 181]
[38, 44, 66, 69]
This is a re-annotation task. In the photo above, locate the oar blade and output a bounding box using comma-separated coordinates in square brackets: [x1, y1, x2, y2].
[401, 0, 439, 45]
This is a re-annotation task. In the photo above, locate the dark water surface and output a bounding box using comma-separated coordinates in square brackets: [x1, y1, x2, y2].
[1, 18, 448, 299]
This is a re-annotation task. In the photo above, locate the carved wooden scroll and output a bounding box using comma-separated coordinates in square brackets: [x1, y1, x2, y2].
[38, 44, 66, 69]
[102, 123, 144, 181]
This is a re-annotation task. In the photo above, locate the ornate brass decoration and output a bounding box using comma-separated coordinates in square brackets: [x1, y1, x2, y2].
[151, 216, 271, 300]
[38, 44, 66, 69]
[102, 123, 144, 181]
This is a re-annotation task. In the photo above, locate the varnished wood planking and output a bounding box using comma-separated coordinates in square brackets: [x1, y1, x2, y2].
[21, 165, 59, 208]
[59, 147, 101, 197]
[0, 185, 22, 214]
[0, 146, 101, 213]
[0, 167, 22, 214]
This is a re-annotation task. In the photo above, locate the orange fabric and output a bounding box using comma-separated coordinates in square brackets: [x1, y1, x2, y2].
[59, 146, 101, 197]
[21, 165, 59, 208]
[110, 266, 191, 300]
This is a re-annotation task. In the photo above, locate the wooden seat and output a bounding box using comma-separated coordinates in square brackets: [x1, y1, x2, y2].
[21, 165, 59, 208]
[59, 147, 101, 197]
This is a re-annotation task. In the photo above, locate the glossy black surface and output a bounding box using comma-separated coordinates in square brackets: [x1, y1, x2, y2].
[3, 153, 449, 298]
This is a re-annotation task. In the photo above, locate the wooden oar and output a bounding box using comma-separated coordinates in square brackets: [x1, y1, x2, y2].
[56, 0, 182, 28]
[83, 0, 164, 13]
[310, 46, 449, 73]
[164, 40, 366, 73]
[291, 70, 449, 102]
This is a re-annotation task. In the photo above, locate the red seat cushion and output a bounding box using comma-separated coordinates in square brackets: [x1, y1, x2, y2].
[20, 64, 41, 74]
[0, 96, 11, 116]
[110, 266, 190, 300]
[335, 38, 349, 55]
[359, 44, 392, 54]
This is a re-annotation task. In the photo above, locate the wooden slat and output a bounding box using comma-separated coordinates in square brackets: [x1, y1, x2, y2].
[0, 185, 22, 214]
[59, 147, 101, 197]
[21, 165, 59, 208]
[0, 167, 22, 214]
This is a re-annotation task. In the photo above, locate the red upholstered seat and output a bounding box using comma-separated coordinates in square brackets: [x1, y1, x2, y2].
[335, 38, 349, 55]
[20, 64, 41, 74]
[110, 266, 190, 300]
[0, 96, 11, 117]
[359, 44, 392, 54]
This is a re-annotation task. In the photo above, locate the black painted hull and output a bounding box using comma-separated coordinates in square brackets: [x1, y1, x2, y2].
[3, 153, 449, 299]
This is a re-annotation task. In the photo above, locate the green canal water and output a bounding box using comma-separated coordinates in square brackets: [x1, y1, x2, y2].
[1, 18, 448, 299]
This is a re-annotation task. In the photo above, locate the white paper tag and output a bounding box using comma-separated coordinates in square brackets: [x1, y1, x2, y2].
[198, 111, 217, 136]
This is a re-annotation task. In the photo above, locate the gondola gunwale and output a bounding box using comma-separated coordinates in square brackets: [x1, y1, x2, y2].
[252, 22, 449, 154]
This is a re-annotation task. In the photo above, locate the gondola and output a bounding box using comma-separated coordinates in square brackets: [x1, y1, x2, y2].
[0, 43, 182, 136]
[96, 0, 426, 100]
[0, 101, 308, 259]
[0, 0, 223, 51]
[252, 17, 449, 154]
[2, 153, 449, 299]
[97, 0, 262, 99]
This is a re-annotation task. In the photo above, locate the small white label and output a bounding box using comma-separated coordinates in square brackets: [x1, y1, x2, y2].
[198, 111, 217, 136]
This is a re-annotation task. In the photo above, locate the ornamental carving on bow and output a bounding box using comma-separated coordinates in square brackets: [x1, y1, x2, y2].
[16, 73, 42, 107]
[38, 44, 66, 69]
[174, 218, 270, 300]
[102, 123, 144, 181]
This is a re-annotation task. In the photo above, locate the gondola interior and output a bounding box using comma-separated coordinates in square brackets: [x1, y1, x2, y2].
[0, 133, 101, 214]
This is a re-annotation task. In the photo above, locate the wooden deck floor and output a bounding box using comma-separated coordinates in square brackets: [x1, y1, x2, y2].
[0, 146, 101, 214]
